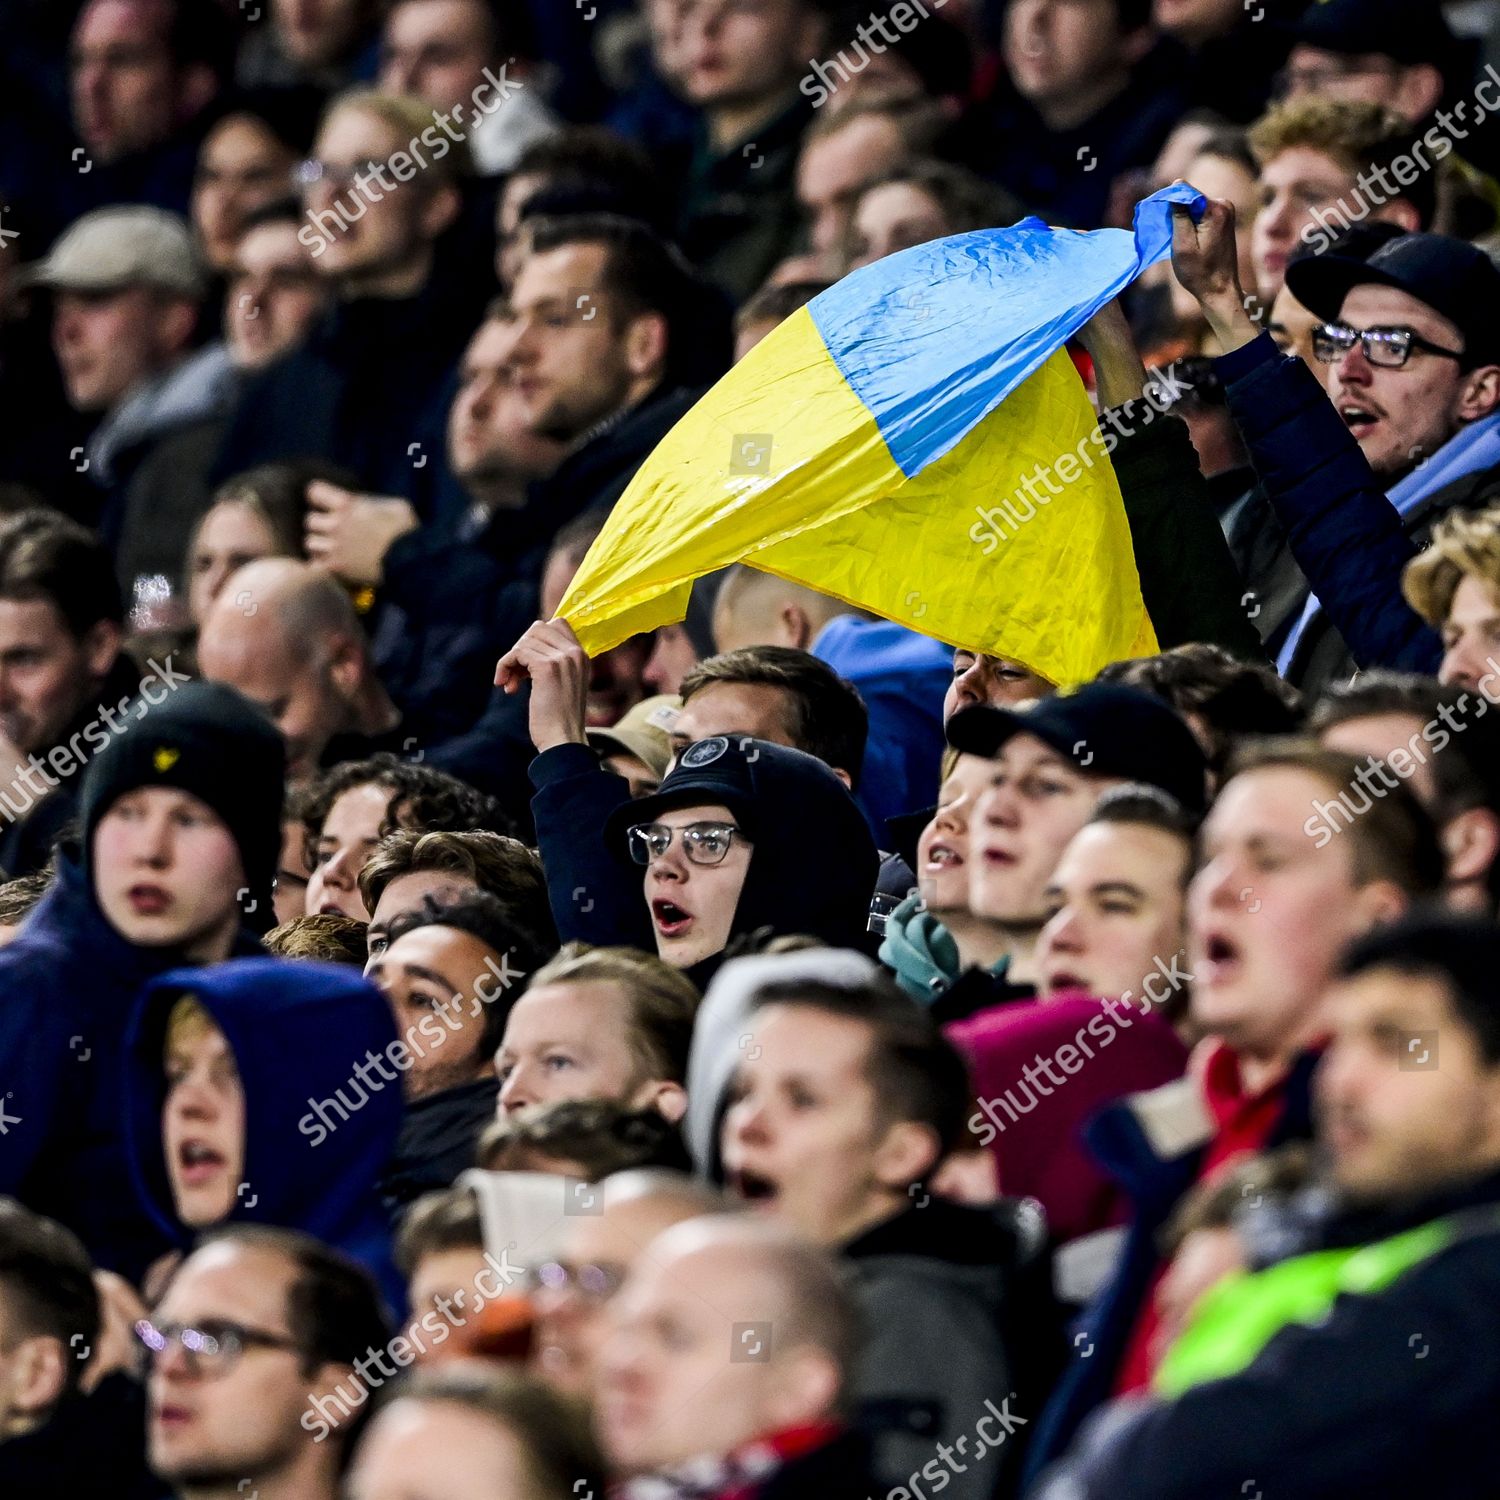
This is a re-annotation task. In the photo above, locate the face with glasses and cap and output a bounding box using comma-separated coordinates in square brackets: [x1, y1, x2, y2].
[631, 803, 753, 970]
[1320, 283, 1500, 478]
[142, 1239, 344, 1493]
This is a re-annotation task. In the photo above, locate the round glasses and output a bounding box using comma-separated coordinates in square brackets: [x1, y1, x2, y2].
[134, 1318, 301, 1378]
[530, 1261, 627, 1301]
[626, 821, 746, 867]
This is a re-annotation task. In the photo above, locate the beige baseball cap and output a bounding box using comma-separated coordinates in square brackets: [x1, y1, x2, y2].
[587, 695, 682, 781]
[19, 206, 206, 299]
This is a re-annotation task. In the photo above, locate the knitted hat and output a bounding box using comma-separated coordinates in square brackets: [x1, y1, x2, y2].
[80, 680, 286, 901]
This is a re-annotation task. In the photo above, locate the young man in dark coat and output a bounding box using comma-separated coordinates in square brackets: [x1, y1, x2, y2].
[722, 971, 1057, 1500]
[1034, 913, 1500, 1499]
[605, 736, 878, 990]
[0, 680, 283, 1284]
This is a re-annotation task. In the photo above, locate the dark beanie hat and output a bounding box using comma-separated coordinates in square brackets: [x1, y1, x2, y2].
[80, 680, 286, 900]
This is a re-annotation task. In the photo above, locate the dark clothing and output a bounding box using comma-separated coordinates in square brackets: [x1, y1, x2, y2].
[929, 962, 1037, 1025]
[1021, 1051, 1320, 1488]
[0, 1374, 164, 1500]
[382, 1076, 499, 1208]
[88, 344, 239, 585]
[1146, 17, 1294, 125]
[755, 1429, 883, 1500]
[387, 385, 702, 762]
[843, 1197, 1058, 1500]
[0, 652, 143, 879]
[1108, 400, 1267, 661]
[0, 117, 209, 249]
[592, 737, 878, 978]
[123, 957, 405, 1312]
[962, 69, 1186, 229]
[1217, 472, 1310, 659]
[0, 315, 100, 527]
[321, 718, 412, 771]
[212, 263, 489, 513]
[528, 743, 651, 948]
[1215, 332, 1474, 685]
[0, 853, 264, 1283]
[114, 418, 225, 597]
[1032, 1167, 1500, 1500]
[676, 96, 812, 302]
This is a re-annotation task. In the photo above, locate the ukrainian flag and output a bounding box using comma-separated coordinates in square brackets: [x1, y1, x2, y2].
[560, 184, 1204, 686]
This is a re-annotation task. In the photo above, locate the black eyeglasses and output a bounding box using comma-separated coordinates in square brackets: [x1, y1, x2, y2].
[1313, 322, 1465, 369]
[627, 821, 747, 866]
[134, 1318, 302, 1378]
[1273, 60, 1396, 98]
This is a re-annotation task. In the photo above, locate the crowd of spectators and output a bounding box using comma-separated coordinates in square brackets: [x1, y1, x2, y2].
[3, 0, 1500, 1496]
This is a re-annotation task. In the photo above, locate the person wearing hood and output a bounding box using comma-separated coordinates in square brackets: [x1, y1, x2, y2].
[500, 618, 870, 949]
[720, 967, 1057, 1500]
[0, 679, 283, 1285]
[123, 956, 405, 1314]
[603, 736, 878, 989]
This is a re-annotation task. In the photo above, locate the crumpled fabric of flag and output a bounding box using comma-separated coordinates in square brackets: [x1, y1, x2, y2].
[559, 182, 1207, 687]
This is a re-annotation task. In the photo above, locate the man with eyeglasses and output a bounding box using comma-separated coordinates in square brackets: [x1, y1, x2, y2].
[1277, 0, 1458, 130]
[604, 735, 877, 986]
[1174, 197, 1500, 689]
[526, 1169, 729, 1398]
[140, 1225, 390, 1500]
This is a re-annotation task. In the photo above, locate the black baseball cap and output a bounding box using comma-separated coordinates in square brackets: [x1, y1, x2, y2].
[945, 682, 1208, 813]
[1286, 233, 1500, 368]
[1290, 0, 1460, 73]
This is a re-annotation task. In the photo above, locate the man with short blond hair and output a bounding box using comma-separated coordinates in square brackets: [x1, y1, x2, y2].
[1246, 96, 1431, 297]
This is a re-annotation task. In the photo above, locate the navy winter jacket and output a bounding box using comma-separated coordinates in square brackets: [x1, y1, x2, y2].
[122, 957, 405, 1312]
[1215, 333, 1468, 681]
[0, 854, 263, 1283]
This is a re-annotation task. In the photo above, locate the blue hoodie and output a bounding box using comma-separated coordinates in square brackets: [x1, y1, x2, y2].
[0, 853, 263, 1284]
[123, 957, 405, 1313]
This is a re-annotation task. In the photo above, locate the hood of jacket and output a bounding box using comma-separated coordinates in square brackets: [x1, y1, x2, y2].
[123, 956, 403, 1299]
[878, 893, 960, 1003]
[89, 341, 237, 483]
[606, 736, 879, 959]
